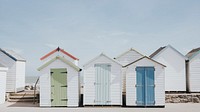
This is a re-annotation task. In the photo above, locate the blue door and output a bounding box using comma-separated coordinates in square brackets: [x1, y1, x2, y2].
[136, 67, 155, 106]
[136, 67, 145, 105]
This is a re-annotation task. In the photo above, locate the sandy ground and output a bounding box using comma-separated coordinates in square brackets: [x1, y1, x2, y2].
[0, 102, 200, 112]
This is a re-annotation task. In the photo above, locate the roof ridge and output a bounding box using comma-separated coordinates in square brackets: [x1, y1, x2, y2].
[123, 56, 166, 67]
[38, 55, 81, 71]
[0, 48, 26, 62]
[149, 46, 166, 58]
[84, 53, 122, 67]
[114, 48, 144, 59]
[40, 47, 79, 60]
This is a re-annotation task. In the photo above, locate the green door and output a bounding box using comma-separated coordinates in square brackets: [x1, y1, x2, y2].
[51, 68, 67, 106]
[95, 64, 111, 105]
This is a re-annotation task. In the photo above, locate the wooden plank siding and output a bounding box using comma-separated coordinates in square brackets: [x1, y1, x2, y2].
[150, 45, 186, 92]
[0, 67, 8, 104]
[188, 53, 200, 92]
[83, 54, 122, 105]
[39, 59, 79, 107]
[126, 58, 165, 106]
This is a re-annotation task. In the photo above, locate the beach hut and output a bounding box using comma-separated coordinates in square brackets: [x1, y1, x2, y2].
[186, 47, 200, 92]
[0, 48, 26, 92]
[125, 56, 165, 107]
[83, 53, 122, 106]
[114, 48, 144, 104]
[114, 48, 144, 66]
[150, 45, 187, 92]
[38, 47, 81, 107]
[0, 63, 8, 104]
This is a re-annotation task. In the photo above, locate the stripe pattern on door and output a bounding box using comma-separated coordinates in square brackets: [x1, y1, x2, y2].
[95, 64, 111, 105]
[136, 67, 155, 106]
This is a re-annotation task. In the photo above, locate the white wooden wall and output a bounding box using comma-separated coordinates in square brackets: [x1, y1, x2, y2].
[39, 59, 79, 107]
[83, 55, 122, 105]
[16, 61, 25, 92]
[115, 50, 143, 93]
[0, 67, 7, 104]
[152, 47, 186, 91]
[0, 51, 16, 92]
[115, 50, 143, 66]
[126, 58, 165, 106]
[188, 53, 200, 92]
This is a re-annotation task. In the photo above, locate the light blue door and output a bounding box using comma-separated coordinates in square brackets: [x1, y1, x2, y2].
[136, 67, 155, 106]
[136, 67, 145, 105]
[95, 64, 111, 105]
[146, 67, 155, 105]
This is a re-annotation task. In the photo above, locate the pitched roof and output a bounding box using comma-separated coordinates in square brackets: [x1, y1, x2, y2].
[38, 56, 81, 71]
[149, 47, 166, 58]
[123, 56, 166, 67]
[149, 45, 188, 60]
[0, 48, 26, 62]
[186, 47, 200, 60]
[114, 48, 144, 59]
[84, 53, 122, 67]
[40, 47, 79, 60]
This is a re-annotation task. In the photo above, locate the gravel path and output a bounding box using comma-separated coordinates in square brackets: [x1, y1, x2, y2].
[0, 102, 200, 112]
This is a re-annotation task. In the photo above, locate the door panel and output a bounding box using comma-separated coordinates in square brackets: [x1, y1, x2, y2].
[136, 67, 145, 105]
[136, 67, 155, 106]
[146, 67, 155, 105]
[51, 68, 67, 106]
[95, 64, 111, 105]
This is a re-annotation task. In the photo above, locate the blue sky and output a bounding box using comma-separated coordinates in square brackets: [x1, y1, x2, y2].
[0, 0, 200, 76]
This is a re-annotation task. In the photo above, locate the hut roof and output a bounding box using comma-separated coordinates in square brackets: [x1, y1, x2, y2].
[149, 45, 188, 60]
[38, 56, 81, 71]
[0, 48, 26, 62]
[186, 47, 200, 60]
[40, 47, 79, 61]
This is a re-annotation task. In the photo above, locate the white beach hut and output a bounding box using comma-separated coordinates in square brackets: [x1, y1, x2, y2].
[0, 48, 26, 92]
[83, 53, 122, 106]
[114, 48, 144, 66]
[38, 47, 81, 107]
[0, 63, 8, 104]
[186, 47, 200, 92]
[150, 45, 187, 92]
[114, 48, 144, 103]
[125, 56, 165, 107]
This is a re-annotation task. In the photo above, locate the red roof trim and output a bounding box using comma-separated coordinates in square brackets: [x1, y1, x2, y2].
[60, 49, 79, 60]
[40, 47, 79, 60]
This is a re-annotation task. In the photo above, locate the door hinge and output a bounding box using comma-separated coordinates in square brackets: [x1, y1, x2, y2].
[50, 72, 54, 74]
[61, 99, 68, 101]
[61, 71, 67, 74]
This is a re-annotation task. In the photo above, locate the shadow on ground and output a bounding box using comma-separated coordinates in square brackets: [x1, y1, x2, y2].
[7, 102, 39, 107]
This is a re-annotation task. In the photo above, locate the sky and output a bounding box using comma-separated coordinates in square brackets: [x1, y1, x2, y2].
[0, 0, 200, 76]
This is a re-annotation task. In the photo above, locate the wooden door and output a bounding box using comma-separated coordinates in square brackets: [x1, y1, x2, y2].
[51, 68, 67, 106]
